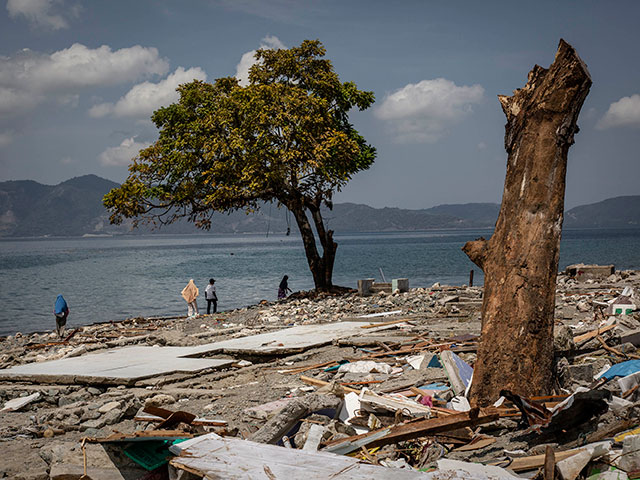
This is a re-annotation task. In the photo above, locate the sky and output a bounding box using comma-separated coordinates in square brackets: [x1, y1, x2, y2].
[0, 0, 639, 210]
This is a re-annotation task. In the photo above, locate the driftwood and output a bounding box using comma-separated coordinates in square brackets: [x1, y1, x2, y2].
[463, 39, 591, 405]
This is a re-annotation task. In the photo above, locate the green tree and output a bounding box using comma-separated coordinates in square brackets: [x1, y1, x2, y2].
[103, 40, 376, 290]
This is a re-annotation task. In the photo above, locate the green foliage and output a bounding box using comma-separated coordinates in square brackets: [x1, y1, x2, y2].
[104, 40, 376, 230]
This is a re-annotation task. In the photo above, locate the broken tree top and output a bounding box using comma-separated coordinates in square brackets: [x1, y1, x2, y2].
[498, 39, 591, 154]
[463, 39, 592, 405]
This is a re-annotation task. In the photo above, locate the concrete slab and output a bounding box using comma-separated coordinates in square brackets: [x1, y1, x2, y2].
[0, 345, 233, 385]
[191, 321, 384, 355]
[169, 432, 439, 479]
[0, 321, 385, 384]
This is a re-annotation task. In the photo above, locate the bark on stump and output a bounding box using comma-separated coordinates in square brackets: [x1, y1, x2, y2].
[463, 40, 591, 406]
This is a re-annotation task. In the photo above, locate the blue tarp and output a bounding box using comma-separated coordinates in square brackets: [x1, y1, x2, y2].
[600, 360, 640, 380]
[427, 355, 442, 368]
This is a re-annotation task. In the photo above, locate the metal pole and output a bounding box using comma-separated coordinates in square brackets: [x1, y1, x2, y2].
[379, 268, 387, 283]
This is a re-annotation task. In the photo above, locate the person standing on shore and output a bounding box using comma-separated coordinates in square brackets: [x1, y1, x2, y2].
[205, 278, 218, 314]
[278, 275, 292, 300]
[54, 294, 69, 338]
[181, 279, 199, 318]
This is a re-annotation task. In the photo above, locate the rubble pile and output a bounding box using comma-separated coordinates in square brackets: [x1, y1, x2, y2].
[1, 269, 640, 479]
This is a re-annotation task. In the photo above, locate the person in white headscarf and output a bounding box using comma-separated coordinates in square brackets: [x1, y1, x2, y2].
[181, 279, 199, 318]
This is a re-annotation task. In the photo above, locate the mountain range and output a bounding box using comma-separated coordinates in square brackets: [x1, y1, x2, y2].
[0, 175, 638, 237]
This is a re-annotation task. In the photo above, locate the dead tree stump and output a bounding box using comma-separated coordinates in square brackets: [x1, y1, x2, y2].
[463, 40, 591, 406]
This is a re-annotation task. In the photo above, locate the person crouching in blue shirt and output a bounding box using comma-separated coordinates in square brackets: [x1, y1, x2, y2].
[54, 294, 69, 338]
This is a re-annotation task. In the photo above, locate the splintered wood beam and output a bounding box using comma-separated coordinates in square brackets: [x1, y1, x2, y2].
[322, 408, 499, 454]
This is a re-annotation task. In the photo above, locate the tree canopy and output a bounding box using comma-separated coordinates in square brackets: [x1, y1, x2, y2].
[104, 40, 376, 289]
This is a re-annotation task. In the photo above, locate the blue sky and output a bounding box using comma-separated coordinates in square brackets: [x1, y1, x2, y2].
[0, 0, 638, 209]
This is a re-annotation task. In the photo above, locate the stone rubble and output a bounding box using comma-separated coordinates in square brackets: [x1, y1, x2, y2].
[0, 269, 639, 478]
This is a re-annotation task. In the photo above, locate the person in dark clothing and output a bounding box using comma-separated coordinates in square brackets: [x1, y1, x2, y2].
[54, 294, 69, 338]
[205, 278, 218, 314]
[278, 275, 292, 299]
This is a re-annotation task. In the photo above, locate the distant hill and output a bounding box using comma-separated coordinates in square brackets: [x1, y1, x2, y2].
[564, 196, 640, 228]
[0, 175, 638, 237]
[324, 203, 497, 231]
[0, 175, 121, 237]
[423, 203, 501, 226]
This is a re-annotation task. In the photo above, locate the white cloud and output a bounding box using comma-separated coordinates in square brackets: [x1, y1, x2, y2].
[0, 43, 169, 115]
[33, 43, 169, 90]
[0, 130, 14, 147]
[89, 67, 207, 119]
[99, 137, 149, 166]
[235, 35, 286, 86]
[375, 78, 484, 143]
[597, 94, 640, 129]
[6, 0, 79, 30]
[0, 85, 42, 114]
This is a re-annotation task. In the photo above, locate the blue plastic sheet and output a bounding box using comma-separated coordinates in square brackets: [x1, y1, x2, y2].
[600, 360, 640, 380]
[427, 355, 442, 368]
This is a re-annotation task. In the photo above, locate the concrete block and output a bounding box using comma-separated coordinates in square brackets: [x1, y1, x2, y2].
[357, 279, 374, 296]
[47, 442, 145, 480]
[620, 330, 640, 347]
[566, 363, 595, 384]
[392, 278, 409, 292]
[370, 282, 392, 293]
[619, 435, 640, 473]
[566, 264, 615, 282]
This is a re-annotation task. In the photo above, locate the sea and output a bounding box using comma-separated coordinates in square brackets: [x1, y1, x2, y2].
[1, 228, 639, 336]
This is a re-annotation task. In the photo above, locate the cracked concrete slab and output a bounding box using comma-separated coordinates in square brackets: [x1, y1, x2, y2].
[0, 321, 385, 385]
[191, 320, 383, 355]
[0, 345, 233, 385]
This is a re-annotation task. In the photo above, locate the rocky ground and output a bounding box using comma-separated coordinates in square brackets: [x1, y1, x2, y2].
[1, 269, 640, 479]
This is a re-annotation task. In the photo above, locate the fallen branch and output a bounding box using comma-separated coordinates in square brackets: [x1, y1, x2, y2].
[597, 335, 640, 360]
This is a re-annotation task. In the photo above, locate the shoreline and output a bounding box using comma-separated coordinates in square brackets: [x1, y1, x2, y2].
[4, 224, 640, 242]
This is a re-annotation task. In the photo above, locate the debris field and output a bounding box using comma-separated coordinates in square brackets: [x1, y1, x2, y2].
[1, 267, 640, 479]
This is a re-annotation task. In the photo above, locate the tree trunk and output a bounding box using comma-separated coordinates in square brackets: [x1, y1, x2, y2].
[288, 199, 335, 291]
[308, 202, 337, 290]
[463, 40, 591, 406]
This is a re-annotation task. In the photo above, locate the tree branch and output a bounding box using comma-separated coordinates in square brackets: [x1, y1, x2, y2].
[462, 237, 488, 270]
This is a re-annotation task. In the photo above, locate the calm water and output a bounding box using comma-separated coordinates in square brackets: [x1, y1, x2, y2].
[1, 228, 639, 336]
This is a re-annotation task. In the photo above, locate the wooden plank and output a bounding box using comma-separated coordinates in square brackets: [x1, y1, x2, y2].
[453, 435, 496, 452]
[299, 375, 361, 394]
[508, 449, 583, 473]
[323, 408, 499, 453]
[573, 323, 616, 344]
[86, 429, 193, 443]
[340, 380, 384, 386]
[543, 445, 555, 480]
[278, 360, 338, 375]
[623, 385, 640, 399]
[360, 319, 413, 329]
[135, 414, 227, 427]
